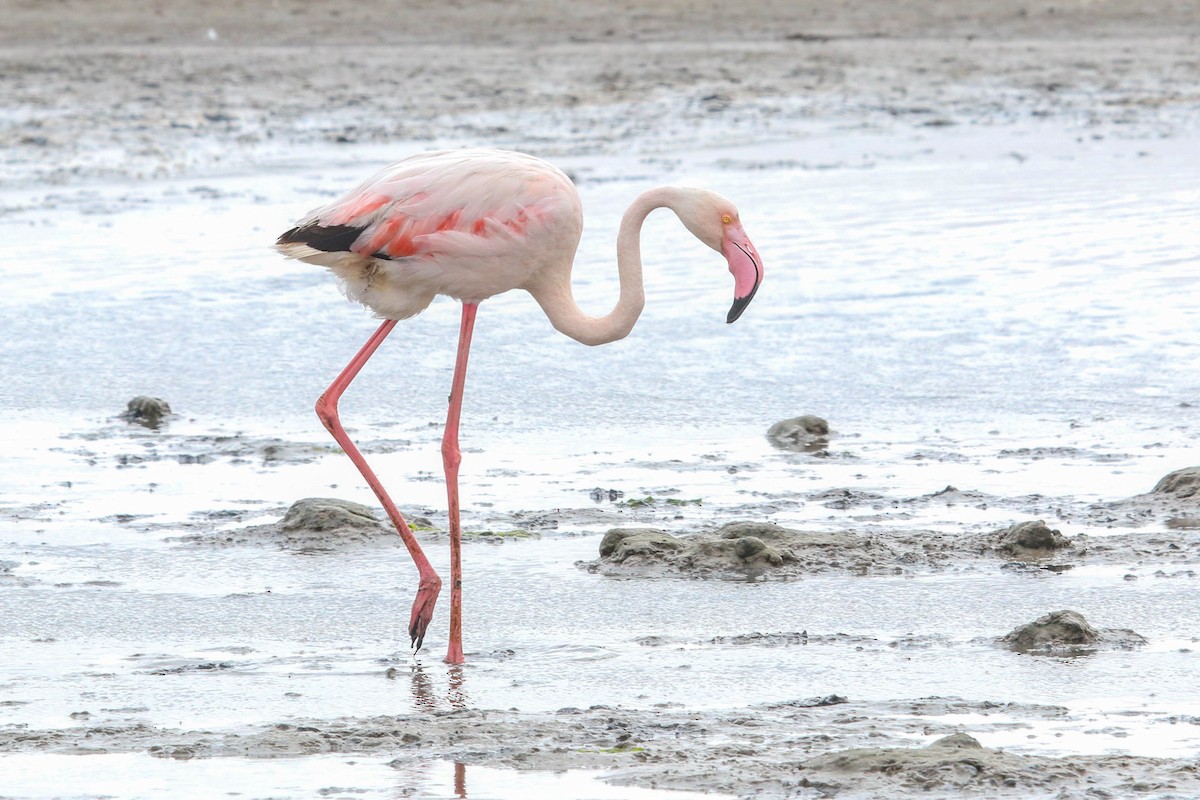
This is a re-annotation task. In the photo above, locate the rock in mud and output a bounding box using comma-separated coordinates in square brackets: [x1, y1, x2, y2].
[121, 396, 171, 429]
[767, 414, 830, 452]
[1000, 609, 1147, 654]
[993, 520, 1071, 557]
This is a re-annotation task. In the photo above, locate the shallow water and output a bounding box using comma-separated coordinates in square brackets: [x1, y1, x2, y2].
[2, 122, 1200, 795]
[0, 753, 731, 800]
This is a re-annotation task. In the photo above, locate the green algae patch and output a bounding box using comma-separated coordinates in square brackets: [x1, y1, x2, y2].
[464, 529, 538, 541]
[617, 496, 702, 508]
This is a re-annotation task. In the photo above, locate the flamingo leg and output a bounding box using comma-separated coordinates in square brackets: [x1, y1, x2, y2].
[442, 302, 478, 664]
[315, 319, 442, 651]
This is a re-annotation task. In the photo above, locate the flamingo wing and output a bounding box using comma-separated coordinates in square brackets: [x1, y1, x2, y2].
[277, 149, 581, 317]
[279, 149, 576, 264]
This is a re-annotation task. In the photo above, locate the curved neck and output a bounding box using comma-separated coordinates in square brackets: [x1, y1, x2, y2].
[530, 187, 683, 346]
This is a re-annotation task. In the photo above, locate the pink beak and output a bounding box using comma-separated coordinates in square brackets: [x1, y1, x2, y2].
[722, 223, 763, 323]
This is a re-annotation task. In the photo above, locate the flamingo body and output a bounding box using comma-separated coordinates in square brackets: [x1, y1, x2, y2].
[276, 148, 764, 664]
[278, 149, 583, 320]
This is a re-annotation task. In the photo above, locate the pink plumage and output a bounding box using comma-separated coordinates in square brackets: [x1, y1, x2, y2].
[276, 148, 764, 664]
[278, 149, 582, 319]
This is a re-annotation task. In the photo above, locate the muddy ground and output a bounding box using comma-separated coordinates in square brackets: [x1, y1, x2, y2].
[6, 419, 1200, 797]
[4, 695, 1199, 798]
[583, 467, 1200, 580]
[3, 0, 1200, 189]
[4, 1, 1200, 797]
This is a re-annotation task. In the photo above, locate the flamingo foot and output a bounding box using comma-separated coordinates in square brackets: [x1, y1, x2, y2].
[444, 640, 464, 665]
[408, 576, 442, 651]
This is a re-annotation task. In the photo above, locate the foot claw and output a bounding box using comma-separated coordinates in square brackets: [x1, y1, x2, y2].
[408, 576, 442, 652]
[410, 623, 428, 651]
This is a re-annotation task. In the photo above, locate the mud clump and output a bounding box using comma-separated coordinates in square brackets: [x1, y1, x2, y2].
[585, 521, 884, 579]
[1000, 609, 1147, 654]
[279, 497, 383, 533]
[799, 733, 1040, 792]
[767, 414, 831, 452]
[585, 513, 1200, 580]
[1, 559, 37, 587]
[267, 498, 400, 551]
[598, 529, 684, 562]
[1151, 467, 1200, 527]
[589, 487, 625, 503]
[685, 532, 786, 574]
[121, 396, 172, 429]
[1152, 466, 1200, 500]
[1099, 466, 1200, 528]
[170, 498, 403, 551]
[994, 520, 1071, 558]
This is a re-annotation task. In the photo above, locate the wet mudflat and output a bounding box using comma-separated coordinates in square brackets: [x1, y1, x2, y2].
[3, 2, 1200, 798]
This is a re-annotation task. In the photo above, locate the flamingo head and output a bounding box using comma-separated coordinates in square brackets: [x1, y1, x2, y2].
[675, 189, 764, 323]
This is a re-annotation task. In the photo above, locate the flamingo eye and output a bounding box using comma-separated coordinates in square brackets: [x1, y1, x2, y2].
[722, 214, 732, 224]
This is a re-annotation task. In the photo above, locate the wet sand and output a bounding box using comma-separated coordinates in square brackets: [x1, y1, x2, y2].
[4, 0, 1200, 186]
[3, 1, 1200, 798]
[4, 697, 1197, 798]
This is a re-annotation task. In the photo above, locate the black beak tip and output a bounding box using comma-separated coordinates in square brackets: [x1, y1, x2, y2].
[726, 285, 759, 324]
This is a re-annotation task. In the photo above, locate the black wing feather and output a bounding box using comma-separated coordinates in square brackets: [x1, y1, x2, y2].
[277, 223, 364, 254]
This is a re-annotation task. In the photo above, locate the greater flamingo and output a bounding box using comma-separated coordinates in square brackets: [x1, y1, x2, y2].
[276, 148, 764, 664]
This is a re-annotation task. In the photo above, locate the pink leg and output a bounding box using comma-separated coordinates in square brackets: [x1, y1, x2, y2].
[443, 303, 478, 664]
[454, 761, 467, 798]
[315, 319, 442, 651]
